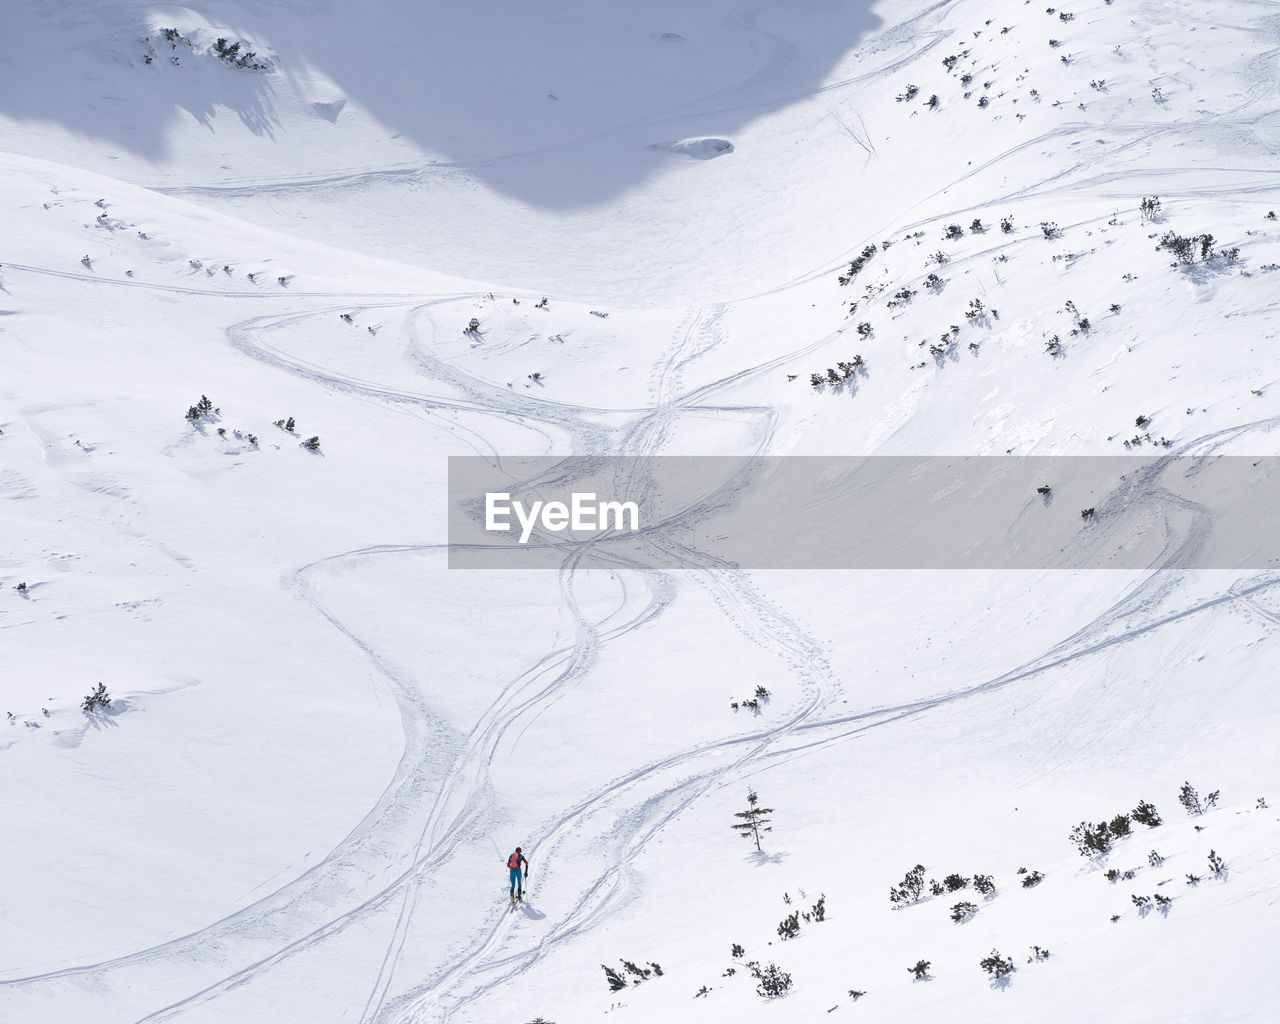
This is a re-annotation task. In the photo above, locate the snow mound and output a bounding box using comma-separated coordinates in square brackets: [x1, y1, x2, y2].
[652, 137, 734, 159]
[312, 98, 346, 122]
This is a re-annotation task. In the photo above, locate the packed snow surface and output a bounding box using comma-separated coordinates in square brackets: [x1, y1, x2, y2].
[3, 0, 1280, 1022]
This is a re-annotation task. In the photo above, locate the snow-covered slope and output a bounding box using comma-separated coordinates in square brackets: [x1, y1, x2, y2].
[3, 0, 1279, 1022]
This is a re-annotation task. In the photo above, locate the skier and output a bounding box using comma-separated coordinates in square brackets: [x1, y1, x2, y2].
[507, 846, 529, 901]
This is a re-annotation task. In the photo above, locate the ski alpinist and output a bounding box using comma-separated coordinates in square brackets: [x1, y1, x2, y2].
[507, 847, 529, 901]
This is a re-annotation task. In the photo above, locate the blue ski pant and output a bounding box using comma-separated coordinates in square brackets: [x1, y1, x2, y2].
[510, 867, 523, 892]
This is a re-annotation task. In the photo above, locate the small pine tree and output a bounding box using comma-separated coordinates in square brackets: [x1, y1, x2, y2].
[890, 865, 927, 906]
[81, 682, 112, 713]
[1179, 782, 1219, 816]
[301, 436, 321, 452]
[731, 790, 775, 851]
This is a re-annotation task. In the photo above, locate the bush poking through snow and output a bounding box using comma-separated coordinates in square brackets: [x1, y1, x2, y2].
[1021, 870, 1045, 888]
[908, 960, 931, 981]
[1132, 800, 1163, 827]
[980, 950, 1016, 979]
[81, 683, 112, 713]
[1028, 945, 1051, 962]
[301, 436, 321, 452]
[972, 873, 996, 896]
[1208, 850, 1227, 876]
[602, 965, 627, 991]
[838, 245, 877, 285]
[747, 961, 792, 998]
[777, 912, 801, 940]
[212, 37, 269, 71]
[890, 865, 927, 906]
[1070, 820, 1113, 857]
[951, 901, 978, 923]
[1179, 782, 1219, 816]
[802, 894, 826, 924]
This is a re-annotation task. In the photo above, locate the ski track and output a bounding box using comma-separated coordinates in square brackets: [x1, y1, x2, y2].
[8, 231, 1280, 1024]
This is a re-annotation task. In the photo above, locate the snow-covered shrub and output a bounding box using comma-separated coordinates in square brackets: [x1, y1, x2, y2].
[972, 874, 996, 896]
[908, 960, 931, 981]
[943, 873, 969, 892]
[1021, 869, 1045, 888]
[1208, 850, 1226, 876]
[777, 912, 800, 940]
[301, 436, 321, 452]
[1108, 813, 1133, 838]
[951, 901, 978, 923]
